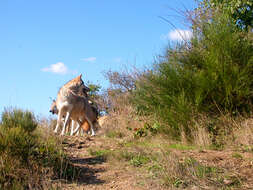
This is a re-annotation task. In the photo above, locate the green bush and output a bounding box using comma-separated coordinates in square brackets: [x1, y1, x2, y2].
[132, 10, 253, 140]
[0, 108, 75, 189]
[1, 108, 37, 133]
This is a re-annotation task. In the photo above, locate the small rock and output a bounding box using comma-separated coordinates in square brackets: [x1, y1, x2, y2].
[224, 179, 232, 185]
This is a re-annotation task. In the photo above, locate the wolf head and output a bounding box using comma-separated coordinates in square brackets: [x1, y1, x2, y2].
[66, 74, 90, 97]
[49, 100, 58, 115]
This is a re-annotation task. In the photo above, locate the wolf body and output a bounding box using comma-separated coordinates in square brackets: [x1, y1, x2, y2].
[54, 74, 96, 136]
[50, 98, 98, 136]
[71, 103, 99, 135]
[50, 100, 80, 135]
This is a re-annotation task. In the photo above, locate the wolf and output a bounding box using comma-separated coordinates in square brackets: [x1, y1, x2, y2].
[50, 99, 99, 136]
[75, 114, 108, 135]
[54, 74, 96, 136]
[49, 99, 78, 135]
[71, 102, 99, 135]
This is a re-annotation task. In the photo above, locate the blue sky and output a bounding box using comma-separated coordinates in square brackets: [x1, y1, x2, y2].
[0, 0, 197, 117]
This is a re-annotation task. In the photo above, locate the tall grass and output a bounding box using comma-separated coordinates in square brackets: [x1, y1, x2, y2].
[0, 108, 75, 190]
[132, 11, 253, 140]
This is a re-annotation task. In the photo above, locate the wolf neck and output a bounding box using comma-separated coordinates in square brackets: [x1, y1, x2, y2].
[59, 86, 78, 99]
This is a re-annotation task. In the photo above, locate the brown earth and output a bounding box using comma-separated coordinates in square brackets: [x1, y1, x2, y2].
[53, 133, 253, 190]
[53, 135, 146, 190]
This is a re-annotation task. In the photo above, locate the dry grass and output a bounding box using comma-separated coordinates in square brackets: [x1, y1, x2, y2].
[86, 132, 253, 189]
[93, 106, 253, 189]
[103, 86, 253, 151]
[100, 93, 147, 140]
[191, 113, 253, 150]
[234, 118, 253, 146]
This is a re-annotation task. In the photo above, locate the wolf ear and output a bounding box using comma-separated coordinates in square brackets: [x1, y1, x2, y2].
[78, 74, 82, 79]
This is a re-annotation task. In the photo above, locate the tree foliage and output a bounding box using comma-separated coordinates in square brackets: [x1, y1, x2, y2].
[200, 0, 253, 30]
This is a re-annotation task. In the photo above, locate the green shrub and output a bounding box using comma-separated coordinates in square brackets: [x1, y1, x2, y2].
[0, 108, 75, 189]
[132, 10, 253, 140]
[1, 108, 37, 133]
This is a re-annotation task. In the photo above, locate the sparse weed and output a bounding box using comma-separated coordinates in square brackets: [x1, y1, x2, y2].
[242, 145, 253, 153]
[183, 157, 218, 178]
[106, 130, 124, 138]
[133, 122, 160, 138]
[166, 144, 196, 151]
[88, 149, 111, 159]
[232, 152, 243, 159]
[130, 153, 150, 167]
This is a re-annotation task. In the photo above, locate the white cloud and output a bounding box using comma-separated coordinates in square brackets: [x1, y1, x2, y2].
[162, 29, 192, 41]
[41, 62, 68, 74]
[81, 57, 97, 62]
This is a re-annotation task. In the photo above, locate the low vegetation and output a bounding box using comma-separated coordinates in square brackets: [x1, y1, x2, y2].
[133, 10, 253, 141]
[86, 133, 252, 189]
[0, 108, 77, 190]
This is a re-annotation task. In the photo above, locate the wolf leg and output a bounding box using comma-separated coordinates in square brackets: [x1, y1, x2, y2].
[80, 127, 84, 136]
[76, 127, 80, 136]
[71, 121, 80, 135]
[54, 109, 64, 133]
[70, 120, 75, 136]
[85, 116, 95, 136]
[61, 111, 71, 136]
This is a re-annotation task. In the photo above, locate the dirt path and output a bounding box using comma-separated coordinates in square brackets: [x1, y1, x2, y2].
[55, 136, 145, 190]
[54, 134, 253, 190]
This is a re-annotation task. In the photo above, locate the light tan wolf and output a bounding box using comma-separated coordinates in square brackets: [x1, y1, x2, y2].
[50, 99, 99, 135]
[49, 100, 78, 135]
[54, 74, 96, 136]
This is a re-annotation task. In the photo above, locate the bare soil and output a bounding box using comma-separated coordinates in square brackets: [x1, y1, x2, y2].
[54, 134, 253, 190]
[53, 135, 146, 190]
